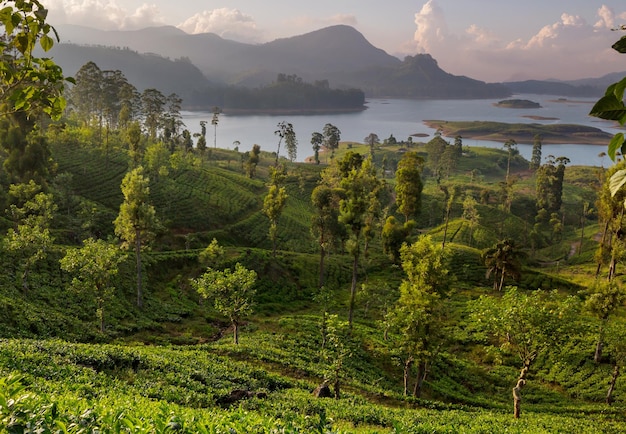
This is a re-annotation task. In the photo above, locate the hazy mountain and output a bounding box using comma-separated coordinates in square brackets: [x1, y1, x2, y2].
[502, 79, 602, 97]
[52, 24, 510, 99]
[47, 43, 211, 99]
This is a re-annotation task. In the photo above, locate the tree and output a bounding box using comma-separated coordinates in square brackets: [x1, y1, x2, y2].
[274, 121, 296, 165]
[4, 181, 56, 291]
[470, 287, 577, 418]
[364, 133, 380, 157]
[311, 184, 344, 288]
[381, 216, 414, 263]
[503, 139, 517, 181]
[211, 106, 220, 148]
[323, 123, 341, 158]
[582, 280, 626, 363]
[483, 239, 524, 291]
[535, 155, 569, 222]
[337, 153, 382, 327]
[196, 120, 207, 153]
[311, 131, 323, 165]
[113, 167, 160, 308]
[191, 263, 257, 345]
[60, 238, 124, 333]
[141, 88, 166, 141]
[263, 166, 288, 256]
[387, 235, 449, 397]
[530, 134, 542, 170]
[246, 144, 261, 178]
[424, 132, 447, 178]
[322, 315, 353, 399]
[70, 61, 103, 125]
[462, 194, 480, 247]
[395, 151, 424, 222]
[454, 135, 463, 158]
[604, 319, 626, 404]
[0, 0, 69, 120]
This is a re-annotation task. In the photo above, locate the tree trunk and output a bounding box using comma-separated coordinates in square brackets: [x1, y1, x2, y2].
[606, 363, 620, 405]
[498, 265, 507, 291]
[233, 320, 239, 345]
[512, 360, 531, 418]
[318, 243, 326, 289]
[596, 220, 611, 278]
[348, 252, 358, 329]
[413, 360, 428, 398]
[135, 229, 143, 308]
[403, 357, 414, 396]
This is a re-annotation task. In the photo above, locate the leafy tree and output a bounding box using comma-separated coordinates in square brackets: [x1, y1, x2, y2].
[395, 151, 424, 222]
[323, 123, 341, 158]
[191, 263, 257, 345]
[530, 134, 542, 170]
[311, 131, 323, 165]
[0, 0, 69, 120]
[387, 235, 449, 397]
[0, 116, 52, 185]
[141, 88, 166, 141]
[263, 166, 288, 256]
[113, 166, 160, 308]
[462, 193, 480, 247]
[470, 287, 577, 418]
[144, 141, 171, 179]
[60, 238, 124, 333]
[199, 238, 225, 268]
[424, 132, 447, 178]
[604, 319, 626, 404]
[582, 280, 626, 363]
[337, 154, 382, 327]
[196, 120, 207, 153]
[483, 239, 523, 291]
[364, 133, 380, 157]
[70, 61, 103, 125]
[4, 181, 56, 291]
[322, 315, 353, 399]
[381, 216, 414, 263]
[246, 144, 261, 178]
[311, 184, 344, 288]
[453, 135, 463, 158]
[274, 121, 296, 165]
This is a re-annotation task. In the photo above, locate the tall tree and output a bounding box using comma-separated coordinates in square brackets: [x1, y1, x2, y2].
[337, 153, 382, 327]
[424, 132, 448, 178]
[191, 263, 257, 345]
[311, 184, 344, 288]
[323, 123, 341, 158]
[583, 280, 626, 363]
[211, 106, 220, 148]
[263, 166, 288, 256]
[311, 131, 323, 165]
[246, 144, 261, 178]
[395, 151, 424, 222]
[274, 121, 296, 165]
[530, 134, 542, 170]
[70, 61, 103, 125]
[60, 238, 124, 333]
[387, 235, 449, 397]
[141, 88, 166, 141]
[364, 133, 380, 157]
[483, 239, 524, 292]
[113, 166, 160, 308]
[503, 139, 517, 181]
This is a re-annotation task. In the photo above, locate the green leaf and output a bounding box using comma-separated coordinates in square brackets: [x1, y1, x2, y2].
[609, 168, 626, 197]
[40, 34, 53, 51]
[613, 35, 626, 54]
[589, 95, 626, 124]
[608, 132, 626, 162]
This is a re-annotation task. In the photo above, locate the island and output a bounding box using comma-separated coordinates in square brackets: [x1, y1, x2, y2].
[423, 120, 613, 145]
[495, 99, 542, 109]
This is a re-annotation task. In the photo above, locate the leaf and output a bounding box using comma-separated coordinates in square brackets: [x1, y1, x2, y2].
[40, 34, 53, 51]
[609, 168, 626, 197]
[608, 132, 626, 162]
[589, 94, 626, 123]
[613, 35, 626, 54]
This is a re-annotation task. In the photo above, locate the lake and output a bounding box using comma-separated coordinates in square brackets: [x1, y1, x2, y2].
[182, 95, 622, 167]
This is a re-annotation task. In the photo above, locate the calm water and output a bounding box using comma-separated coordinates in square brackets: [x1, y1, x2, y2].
[182, 95, 622, 167]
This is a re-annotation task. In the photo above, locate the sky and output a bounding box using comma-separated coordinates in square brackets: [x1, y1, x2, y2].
[44, 0, 626, 82]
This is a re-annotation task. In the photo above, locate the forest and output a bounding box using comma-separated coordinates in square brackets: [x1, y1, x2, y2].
[3, 2, 626, 432]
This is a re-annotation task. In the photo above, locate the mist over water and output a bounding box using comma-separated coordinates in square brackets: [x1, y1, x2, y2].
[182, 95, 620, 167]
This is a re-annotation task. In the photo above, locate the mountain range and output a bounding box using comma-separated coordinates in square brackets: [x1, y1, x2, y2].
[48, 24, 620, 106]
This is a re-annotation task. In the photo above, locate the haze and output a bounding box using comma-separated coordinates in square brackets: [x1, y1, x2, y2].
[46, 0, 626, 82]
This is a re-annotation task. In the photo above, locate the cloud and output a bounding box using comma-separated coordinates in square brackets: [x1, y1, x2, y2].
[47, 0, 165, 30]
[411, 1, 626, 82]
[177, 8, 263, 43]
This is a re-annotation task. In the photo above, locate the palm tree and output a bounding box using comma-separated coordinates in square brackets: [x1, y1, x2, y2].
[483, 239, 523, 291]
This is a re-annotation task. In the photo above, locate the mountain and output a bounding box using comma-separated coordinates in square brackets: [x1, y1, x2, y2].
[502, 79, 602, 97]
[53, 24, 509, 100]
[48, 43, 211, 99]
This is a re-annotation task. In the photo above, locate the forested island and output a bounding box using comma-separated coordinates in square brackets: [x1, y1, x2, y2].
[495, 99, 542, 108]
[424, 120, 613, 144]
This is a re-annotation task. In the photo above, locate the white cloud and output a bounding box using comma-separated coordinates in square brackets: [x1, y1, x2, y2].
[177, 8, 263, 43]
[411, 1, 626, 81]
[46, 0, 165, 30]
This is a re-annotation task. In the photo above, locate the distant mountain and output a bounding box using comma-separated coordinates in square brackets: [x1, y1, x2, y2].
[53, 24, 510, 100]
[48, 44, 211, 99]
[503, 79, 601, 97]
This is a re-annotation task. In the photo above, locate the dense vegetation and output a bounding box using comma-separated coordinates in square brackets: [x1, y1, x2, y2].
[3, 2, 626, 433]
